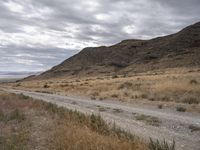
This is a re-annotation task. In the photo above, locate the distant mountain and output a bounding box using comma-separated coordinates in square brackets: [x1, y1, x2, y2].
[30, 22, 200, 80]
[0, 71, 40, 79]
[0, 71, 39, 76]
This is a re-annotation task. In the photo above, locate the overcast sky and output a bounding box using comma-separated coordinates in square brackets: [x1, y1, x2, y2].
[0, 0, 200, 72]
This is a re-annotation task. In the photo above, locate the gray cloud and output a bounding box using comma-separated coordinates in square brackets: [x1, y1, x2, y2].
[0, 0, 200, 72]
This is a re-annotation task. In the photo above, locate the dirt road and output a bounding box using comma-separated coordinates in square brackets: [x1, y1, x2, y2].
[7, 89, 200, 150]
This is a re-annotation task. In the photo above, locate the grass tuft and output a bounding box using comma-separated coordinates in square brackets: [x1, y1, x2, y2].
[0, 132, 28, 150]
[183, 97, 199, 104]
[149, 138, 175, 150]
[176, 106, 186, 112]
[135, 114, 161, 127]
[189, 125, 200, 132]
[190, 79, 198, 85]
[9, 109, 26, 122]
[43, 84, 50, 88]
[158, 104, 163, 109]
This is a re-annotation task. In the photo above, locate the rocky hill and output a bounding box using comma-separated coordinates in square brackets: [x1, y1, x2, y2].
[32, 22, 200, 79]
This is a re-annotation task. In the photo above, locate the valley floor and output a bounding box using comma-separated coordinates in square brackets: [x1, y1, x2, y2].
[1, 68, 200, 149]
[8, 68, 200, 112]
[3, 89, 200, 150]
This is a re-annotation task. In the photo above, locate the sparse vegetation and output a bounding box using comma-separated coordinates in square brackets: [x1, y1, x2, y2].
[99, 97, 104, 100]
[35, 90, 53, 94]
[91, 96, 96, 100]
[19, 93, 29, 99]
[190, 79, 198, 85]
[183, 97, 199, 104]
[0, 94, 29, 150]
[8, 109, 26, 122]
[149, 138, 175, 150]
[99, 107, 106, 112]
[111, 94, 119, 98]
[135, 114, 161, 127]
[111, 123, 135, 140]
[118, 82, 133, 89]
[158, 104, 163, 109]
[112, 75, 119, 79]
[0, 131, 29, 150]
[71, 101, 77, 105]
[176, 106, 186, 112]
[0, 92, 148, 150]
[113, 108, 123, 113]
[189, 125, 200, 132]
[141, 93, 148, 99]
[6, 68, 200, 113]
[15, 83, 21, 87]
[43, 83, 50, 88]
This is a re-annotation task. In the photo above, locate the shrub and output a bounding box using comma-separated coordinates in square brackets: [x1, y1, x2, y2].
[158, 104, 163, 109]
[42, 102, 63, 115]
[111, 94, 119, 98]
[190, 79, 198, 85]
[113, 108, 123, 113]
[0, 110, 5, 121]
[110, 62, 128, 68]
[90, 114, 109, 135]
[99, 97, 104, 101]
[149, 138, 175, 150]
[149, 97, 155, 101]
[135, 115, 161, 127]
[19, 94, 29, 100]
[99, 107, 106, 112]
[91, 96, 96, 100]
[176, 106, 186, 112]
[141, 93, 148, 99]
[112, 75, 118, 79]
[16, 83, 21, 87]
[43, 84, 50, 88]
[161, 96, 170, 102]
[189, 125, 200, 132]
[35, 90, 53, 94]
[112, 123, 135, 140]
[1, 132, 28, 150]
[118, 82, 133, 89]
[71, 101, 77, 105]
[60, 84, 68, 87]
[124, 92, 129, 97]
[183, 97, 199, 104]
[91, 92, 99, 97]
[8, 109, 26, 122]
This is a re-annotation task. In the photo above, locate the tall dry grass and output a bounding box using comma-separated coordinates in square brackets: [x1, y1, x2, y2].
[5, 68, 200, 112]
[0, 92, 147, 150]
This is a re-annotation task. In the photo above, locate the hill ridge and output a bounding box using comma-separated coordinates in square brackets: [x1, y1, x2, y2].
[32, 22, 200, 79]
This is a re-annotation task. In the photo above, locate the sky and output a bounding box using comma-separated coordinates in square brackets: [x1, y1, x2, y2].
[0, 0, 200, 72]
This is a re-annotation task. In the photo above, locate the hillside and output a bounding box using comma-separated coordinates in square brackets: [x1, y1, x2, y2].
[33, 22, 200, 79]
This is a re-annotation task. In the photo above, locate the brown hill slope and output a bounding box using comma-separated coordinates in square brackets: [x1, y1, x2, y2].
[35, 22, 200, 79]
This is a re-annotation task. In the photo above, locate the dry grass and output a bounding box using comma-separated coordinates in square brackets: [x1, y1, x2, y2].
[5, 68, 200, 112]
[176, 106, 186, 112]
[0, 91, 147, 150]
[189, 125, 200, 132]
[135, 114, 162, 127]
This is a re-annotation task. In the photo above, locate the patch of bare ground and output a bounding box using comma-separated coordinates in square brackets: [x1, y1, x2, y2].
[0, 91, 148, 150]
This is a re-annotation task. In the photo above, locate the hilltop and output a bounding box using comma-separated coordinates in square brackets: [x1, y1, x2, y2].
[29, 22, 200, 79]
